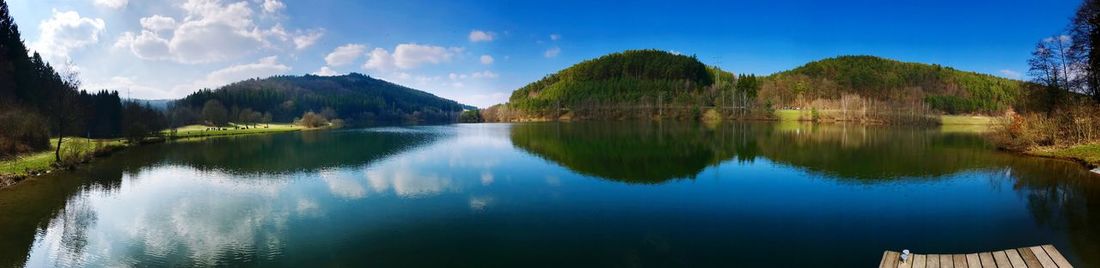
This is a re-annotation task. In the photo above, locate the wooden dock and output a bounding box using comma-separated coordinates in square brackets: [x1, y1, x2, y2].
[879, 245, 1072, 268]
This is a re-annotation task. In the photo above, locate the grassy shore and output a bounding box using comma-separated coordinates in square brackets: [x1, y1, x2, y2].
[2, 123, 309, 180]
[0, 138, 126, 177]
[774, 109, 1001, 125]
[940, 115, 998, 125]
[1031, 143, 1100, 168]
[774, 109, 803, 121]
[164, 123, 305, 139]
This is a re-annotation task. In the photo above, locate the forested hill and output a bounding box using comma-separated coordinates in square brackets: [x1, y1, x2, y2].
[498, 49, 735, 120]
[175, 73, 471, 125]
[487, 51, 1025, 122]
[762, 55, 1024, 114]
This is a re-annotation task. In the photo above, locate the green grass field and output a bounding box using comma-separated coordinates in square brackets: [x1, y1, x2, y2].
[940, 115, 999, 125]
[774, 109, 804, 121]
[1034, 143, 1100, 167]
[165, 123, 305, 138]
[1, 138, 126, 176]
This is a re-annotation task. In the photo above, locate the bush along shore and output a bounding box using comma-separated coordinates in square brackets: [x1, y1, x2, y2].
[991, 105, 1100, 172]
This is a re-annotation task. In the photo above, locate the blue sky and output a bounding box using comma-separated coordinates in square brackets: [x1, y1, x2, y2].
[10, 0, 1083, 107]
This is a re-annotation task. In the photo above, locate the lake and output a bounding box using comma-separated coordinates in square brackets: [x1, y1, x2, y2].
[1, 122, 1098, 267]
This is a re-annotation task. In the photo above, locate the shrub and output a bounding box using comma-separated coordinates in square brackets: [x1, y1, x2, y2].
[0, 107, 50, 159]
[295, 111, 329, 128]
[992, 100, 1100, 151]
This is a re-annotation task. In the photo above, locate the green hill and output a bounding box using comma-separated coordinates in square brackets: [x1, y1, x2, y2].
[761, 55, 1024, 114]
[175, 73, 471, 125]
[489, 52, 1025, 122]
[500, 49, 734, 120]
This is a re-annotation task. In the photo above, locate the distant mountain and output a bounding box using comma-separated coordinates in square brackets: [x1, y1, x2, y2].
[175, 73, 471, 125]
[764, 55, 1024, 114]
[128, 99, 172, 111]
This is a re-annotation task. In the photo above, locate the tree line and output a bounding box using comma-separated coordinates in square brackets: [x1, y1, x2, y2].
[172, 73, 468, 127]
[489, 49, 1029, 123]
[760, 55, 1023, 114]
[0, 0, 165, 161]
[995, 0, 1100, 151]
[498, 50, 766, 120]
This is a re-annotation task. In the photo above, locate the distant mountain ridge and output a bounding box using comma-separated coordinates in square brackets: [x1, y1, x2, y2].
[175, 73, 471, 125]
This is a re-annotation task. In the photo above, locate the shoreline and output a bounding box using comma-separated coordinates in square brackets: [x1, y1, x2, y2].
[0, 123, 323, 190]
[1017, 144, 1100, 175]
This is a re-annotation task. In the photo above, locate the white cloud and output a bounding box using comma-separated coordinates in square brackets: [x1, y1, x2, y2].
[550, 33, 561, 41]
[31, 10, 106, 62]
[175, 56, 291, 93]
[362, 47, 396, 71]
[324, 44, 366, 66]
[206, 56, 290, 84]
[115, 0, 306, 64]
[479, 54, 493, 65]
[471, 70, 498, 79]
[89, 56, 292, 99]
[449, 71, 498, 80]
[293, 29, 324, 50]
[363, 43, 461, 71]
[114, 31, 171, 60]
[468, 30, 495, 42]
[1000, 69, 1022, 80]
[168, 1, 263, 63]
[86, 76, 170, 99]
[94, 0, 128, 9]
[314, 66, 339, 76]
[394, 44, 461, 69]
[262, 0, 286, 14]
[544, 46, 561, 58]
[139, 15, 177, 32]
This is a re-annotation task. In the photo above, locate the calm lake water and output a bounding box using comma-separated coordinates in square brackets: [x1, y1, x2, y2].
[1, 122, 1099, 267]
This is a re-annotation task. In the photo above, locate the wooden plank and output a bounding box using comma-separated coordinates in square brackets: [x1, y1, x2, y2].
[953, 255, 967, 268]
[882, 251, 893, 268]
[927, 254, 941, 268]
[1018, 247, 1044, 268]
[993, 251, 1011, 268]
[884, 251, 900, 268]
[979, 252, 996, 267]
[900, 255, 913, 268]
[1005, 249, 1027, 268]
[1041, 244, 1073, 268]
[1029, 246, 1058, 268]
[914, 254, 927, 268]
[965, 254, 980, 268]
[941, 254, 955, 268]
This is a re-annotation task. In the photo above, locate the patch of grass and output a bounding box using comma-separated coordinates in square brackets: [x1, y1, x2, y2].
[775, 109, 804, 121]
[940, 115, 999, 125]
[939, 124, 993, 133]
[0, 137, 126, 176]
[1033, 143, 1100, 167]
[165, 123, 305, 138]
